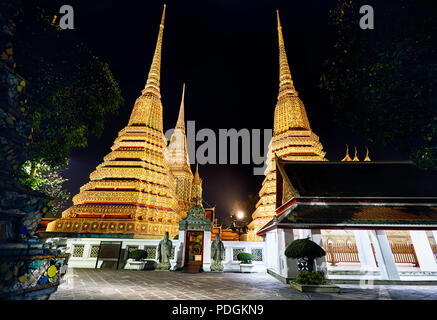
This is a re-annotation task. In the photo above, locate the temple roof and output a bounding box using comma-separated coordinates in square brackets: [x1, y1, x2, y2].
[179, 204, 211, 231]
[279, 160, 437, 198]
[256, 159, 437, 235]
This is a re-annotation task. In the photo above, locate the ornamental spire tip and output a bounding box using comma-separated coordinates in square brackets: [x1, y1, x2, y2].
[161, 4, 166, 26]
[276, 10, 281, 29]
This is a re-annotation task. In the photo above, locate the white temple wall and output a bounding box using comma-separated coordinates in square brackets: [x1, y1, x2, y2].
[221, 241, 266, 273]
[57, 237, 267, 273]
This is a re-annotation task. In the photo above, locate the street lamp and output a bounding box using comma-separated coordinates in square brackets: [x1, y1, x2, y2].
[236, 211, 244, 220]
[230, 211, 248, 241]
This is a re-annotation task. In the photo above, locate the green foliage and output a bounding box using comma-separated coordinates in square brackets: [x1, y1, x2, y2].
[285, 238, 326, 261]
[129, 249, 148, 261]
[295, 271, 326, 285]
[320, 0, 437, 170]
[237, 252, 253, 264]
[12, 2, 124, 167]
[19, 160, 70, 216]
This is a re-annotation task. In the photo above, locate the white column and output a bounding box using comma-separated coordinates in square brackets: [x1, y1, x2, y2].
[265, 230, 279, 272]
[83, 243, 92, 259]
[278, 228, 298, 279]
[369, 230, 400, 280]
[202, 231, 211, 272]
[433, 231, 437, 245]
[311, 229, 327, 274]
[409, 230, 437, 271]
[354, 230, 378, 271]
[297, 229, 311, 239]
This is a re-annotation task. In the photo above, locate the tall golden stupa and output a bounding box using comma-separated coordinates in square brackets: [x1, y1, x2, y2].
[47, 5, 201, 239]
[244, 11, 327, 241]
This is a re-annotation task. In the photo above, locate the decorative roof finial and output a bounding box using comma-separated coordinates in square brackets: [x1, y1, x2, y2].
[364, 146, 371, 161]
[353, 146, 360, 161]
[342, 144, 352, 161]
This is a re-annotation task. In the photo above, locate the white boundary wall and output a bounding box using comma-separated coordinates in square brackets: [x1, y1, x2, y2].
[57, 237, 266, 273]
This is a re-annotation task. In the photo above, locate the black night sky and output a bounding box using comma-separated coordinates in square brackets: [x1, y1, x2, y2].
[40, 0, 406, 223]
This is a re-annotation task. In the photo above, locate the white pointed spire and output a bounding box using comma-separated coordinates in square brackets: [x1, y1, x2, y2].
[176, 83, 185, 131]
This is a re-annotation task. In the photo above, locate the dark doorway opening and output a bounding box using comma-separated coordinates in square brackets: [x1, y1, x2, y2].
[183, 231, 204, 273]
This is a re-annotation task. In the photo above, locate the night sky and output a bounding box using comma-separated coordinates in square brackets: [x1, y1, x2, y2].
[43, 0, 406, 223]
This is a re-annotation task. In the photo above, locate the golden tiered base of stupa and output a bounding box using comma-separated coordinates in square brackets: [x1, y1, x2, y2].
[47, 218, 179, 239]
[46, 124, 181, 239]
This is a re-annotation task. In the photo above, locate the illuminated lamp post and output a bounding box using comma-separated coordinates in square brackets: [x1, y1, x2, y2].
[230, 211, 249, 241]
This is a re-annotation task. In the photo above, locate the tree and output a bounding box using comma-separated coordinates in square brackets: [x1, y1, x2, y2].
[12, 1, 123, 171]
[320, 0, 437, 170]
[285, 238, 326, 272]
[19, 161, 71, 216]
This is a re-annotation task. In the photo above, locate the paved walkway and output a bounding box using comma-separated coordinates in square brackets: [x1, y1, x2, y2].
[49, 268, 437, 300]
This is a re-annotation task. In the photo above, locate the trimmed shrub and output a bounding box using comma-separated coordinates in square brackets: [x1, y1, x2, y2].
[129, 249, 147, 261]
[237, 252, 253, 264]
[285, 238, 325, 272]
[295, 271, 326, 285]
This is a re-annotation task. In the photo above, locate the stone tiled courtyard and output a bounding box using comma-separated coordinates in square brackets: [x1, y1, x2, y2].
[49, 268, 437, 300]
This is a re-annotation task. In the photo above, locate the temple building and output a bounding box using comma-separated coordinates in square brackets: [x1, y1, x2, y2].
[46, 5, 202, 239]
[245, 11, 326, 241]
[40, 8, 437, 281]
[258, 157, 437, 281]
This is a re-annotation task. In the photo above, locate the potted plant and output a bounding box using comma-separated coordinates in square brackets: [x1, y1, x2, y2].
[124, 249, 148, 270]
[237, 252, 254, 273]
[285, 238, 339, 293]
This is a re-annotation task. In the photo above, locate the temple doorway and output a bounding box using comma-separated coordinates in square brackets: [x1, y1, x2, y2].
[183, 231, 204, 272]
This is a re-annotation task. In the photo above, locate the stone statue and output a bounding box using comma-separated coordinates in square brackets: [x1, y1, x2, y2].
[210, 233, 225, 272]
[156, 231, 172, 270]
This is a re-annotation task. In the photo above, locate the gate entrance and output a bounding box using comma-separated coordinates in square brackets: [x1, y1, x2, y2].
[184, 231, 204, 272]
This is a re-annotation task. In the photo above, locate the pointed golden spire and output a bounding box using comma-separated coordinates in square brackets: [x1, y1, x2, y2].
[193, 163, 201, 184]
[364, 146, 371, 161]
[352, 146, 360, 161]
[142, 4, 166, 97]
[273, 10, 311, 134]
[342, 145, 352, 161]
[276, 10, 298, 100]
[176, 83, 185, 131]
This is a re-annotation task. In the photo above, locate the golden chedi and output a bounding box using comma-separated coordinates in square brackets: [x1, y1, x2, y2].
[165, 84, 195, 217]
[245, 11, 326, 241]
[47, 5, 183, 238]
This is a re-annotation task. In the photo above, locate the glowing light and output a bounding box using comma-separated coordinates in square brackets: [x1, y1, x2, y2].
[237, 211, 244, 220]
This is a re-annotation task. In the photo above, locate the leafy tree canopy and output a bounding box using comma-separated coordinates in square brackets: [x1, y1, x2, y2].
[320, 0, 437, 170]
[285, 238, 326, 261]
[19, 160, 70, 216]
[13, 1, 123, 168]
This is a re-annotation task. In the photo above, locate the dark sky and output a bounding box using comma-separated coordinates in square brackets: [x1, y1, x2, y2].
[43, 0, 406, 222]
